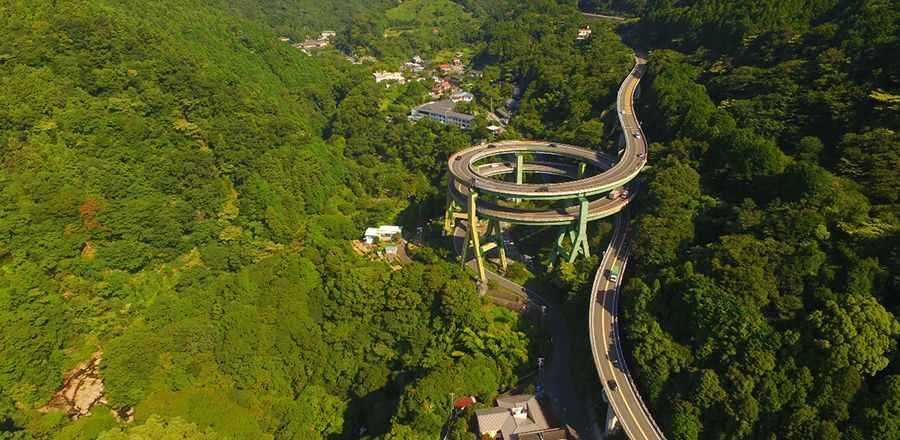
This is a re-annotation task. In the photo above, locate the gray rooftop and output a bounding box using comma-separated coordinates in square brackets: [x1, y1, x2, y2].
[475, 394, 551, 440]
[413, 100, 474, 122]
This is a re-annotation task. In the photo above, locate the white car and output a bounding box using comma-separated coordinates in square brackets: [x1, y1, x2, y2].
[632, 132, 641, 139]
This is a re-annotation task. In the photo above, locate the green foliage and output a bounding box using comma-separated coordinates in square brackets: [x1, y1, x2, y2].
[620, 1, 900, 438]
[0, 1, 538, 439]
[477, 1, 633, 144]
[98, 415, 218, 439]
[808, 294, 900, 376]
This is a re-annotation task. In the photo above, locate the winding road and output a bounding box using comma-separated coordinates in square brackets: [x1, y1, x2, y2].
[447, 50, 664, 438]
[585, 55, 667, 440]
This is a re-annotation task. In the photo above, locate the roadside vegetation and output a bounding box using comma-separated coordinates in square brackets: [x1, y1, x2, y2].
[609, 1, 900, 439]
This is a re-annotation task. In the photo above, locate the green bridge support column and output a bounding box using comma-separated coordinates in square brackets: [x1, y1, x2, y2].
[443, 198, 458, 235]
[549, 197, 591, 266]
[516, 154, 524, 185]
[461, 191, 487, 283]
[486, 219, 508, 272]
[513, 154, 524, 204]
[568, 197, 591, 263]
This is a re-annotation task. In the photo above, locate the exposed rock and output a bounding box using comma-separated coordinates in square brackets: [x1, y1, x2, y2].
[39, 351, 105, 419]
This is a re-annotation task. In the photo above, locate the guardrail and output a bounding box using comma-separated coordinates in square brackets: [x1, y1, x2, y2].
[589, 55, 667, 440]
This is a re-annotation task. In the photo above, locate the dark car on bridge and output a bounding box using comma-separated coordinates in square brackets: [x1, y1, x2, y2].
[608, 380, 618, 391]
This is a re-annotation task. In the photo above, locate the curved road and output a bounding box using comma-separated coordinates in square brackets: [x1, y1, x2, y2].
[587, 55, 666, 439]
[448, 51, 662, 438]
[449, 158, 636, 226]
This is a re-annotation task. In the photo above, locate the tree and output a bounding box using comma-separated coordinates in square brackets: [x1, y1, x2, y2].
[98, 415, 218, 440]
[854, 375, 900, 440]
[808, 294, 900, 376]
[838, 128, 900, 204]
[669, 400, 702, 440]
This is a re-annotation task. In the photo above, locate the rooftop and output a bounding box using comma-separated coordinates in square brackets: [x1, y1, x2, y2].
[413, 100, 474, 122]
[476, 394, 553, 440]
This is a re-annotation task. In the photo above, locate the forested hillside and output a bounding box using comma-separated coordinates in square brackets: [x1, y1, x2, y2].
[0, 1, 542, 438]
[618, 0, 900, 438]
[5, 0, 895, 438]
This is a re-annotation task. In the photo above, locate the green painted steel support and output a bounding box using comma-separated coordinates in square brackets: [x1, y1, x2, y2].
[514, 154, 524, 204]
[548, 198, 591, 266]
[578, 162, 587, 177]
[443, 197, 459, 235]
[516, 154, 524, 185]
[548, 226, 567, 268]
[465, 191, 487, 283]
[486, 219, 508, 272]
[568, 197, 591, 263]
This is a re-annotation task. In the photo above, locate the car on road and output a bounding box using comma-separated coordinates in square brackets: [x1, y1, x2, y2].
[632, 131, 641, 139]
[608, 265, 621, 282]
[608, 380, 618, 391]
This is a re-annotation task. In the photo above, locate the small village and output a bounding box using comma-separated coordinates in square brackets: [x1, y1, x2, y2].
[278, 25, 596, 138]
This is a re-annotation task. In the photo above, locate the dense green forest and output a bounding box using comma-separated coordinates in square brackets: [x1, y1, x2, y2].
[1, 0, 637, 438]
[0, 1, 563, 438]
[4, 0, 897, 439]
[611, 0, 900, 439]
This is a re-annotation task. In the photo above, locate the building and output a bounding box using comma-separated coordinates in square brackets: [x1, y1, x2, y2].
[432, 78, 453, 96]
[294, 39, 328, 50]
[373, 71, 406, 84]
[412, 55, 424, 64]
[410, 100, 474, 129]
[450, 91, 474, 103]
[320, 30, 336, 40]
[577, 25, 592, 40]
[404, 62, 424, 73]
[363, 225, 402, 244]
[278, 36, 291, 42]
[475, 395, 569, 440]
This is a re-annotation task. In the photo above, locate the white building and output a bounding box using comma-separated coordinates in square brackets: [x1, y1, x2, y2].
[410, 100, 474, 130]
[450, 91, 474, 103]
[404, 62, 425, 73]
[320, 31, 336, 40]
[577, 25, 592, 40]
[373, 71, 406, 84]
[363, 225, 403, 244]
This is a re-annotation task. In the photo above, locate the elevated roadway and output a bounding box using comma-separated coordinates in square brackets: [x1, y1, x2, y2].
[445, 51, 662, 438]
[587, 53, 666, 440]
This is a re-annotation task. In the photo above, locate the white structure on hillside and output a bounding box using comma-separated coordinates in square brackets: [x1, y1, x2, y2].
[374, 71, 406, 84]
[410, 100, 474, 129]
[577, 25, 592, 40]
[451, 91, 474, 103]
[363, 225, 403, 244]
